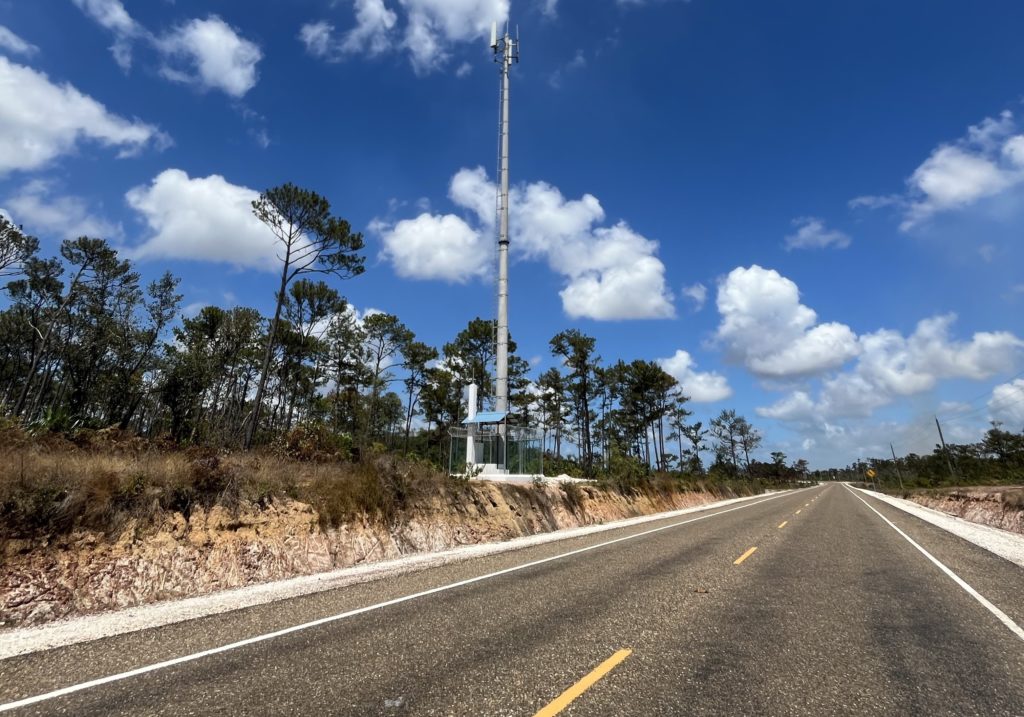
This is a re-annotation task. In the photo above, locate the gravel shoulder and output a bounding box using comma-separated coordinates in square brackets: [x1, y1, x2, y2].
[852, 485, 1024, 568]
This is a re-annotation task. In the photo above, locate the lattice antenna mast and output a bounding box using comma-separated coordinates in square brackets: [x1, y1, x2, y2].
[491, 21, 518, 415]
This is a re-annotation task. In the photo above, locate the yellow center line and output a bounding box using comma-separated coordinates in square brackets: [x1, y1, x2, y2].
[795, 509, 802, 515]
[733, 546, 758, 565]
[533, 649, 633, 717]
[778, 521, 788, 529]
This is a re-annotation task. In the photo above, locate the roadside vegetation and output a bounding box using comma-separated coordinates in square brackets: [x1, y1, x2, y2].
[812, 422, 1024, 494]
[0, 421, 799, 544]
[0, 186, 806, 544]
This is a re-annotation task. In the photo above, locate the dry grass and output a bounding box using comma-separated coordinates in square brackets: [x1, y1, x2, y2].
[0, 425, 771, 544]
[0, 427, 451, 542]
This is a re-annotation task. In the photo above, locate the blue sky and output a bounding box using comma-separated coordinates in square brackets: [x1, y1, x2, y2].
[2, 0, 1024, 467]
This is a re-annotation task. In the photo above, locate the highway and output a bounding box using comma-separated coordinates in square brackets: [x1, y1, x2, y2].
[2, 483, 1023, 715]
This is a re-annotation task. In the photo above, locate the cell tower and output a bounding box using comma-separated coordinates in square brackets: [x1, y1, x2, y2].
[491, 21, 518, 417]
[447, 24, 542, 478]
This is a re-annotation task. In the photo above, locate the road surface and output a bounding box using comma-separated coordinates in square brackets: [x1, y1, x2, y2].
[2, 483, 1023, 715]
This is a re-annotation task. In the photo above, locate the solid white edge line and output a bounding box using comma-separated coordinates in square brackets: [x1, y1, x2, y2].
[0, 490, 784, 661]
[843, 484, 1024, 642]
[0, 487, 808, 712]
[851, 486, 1024, 569]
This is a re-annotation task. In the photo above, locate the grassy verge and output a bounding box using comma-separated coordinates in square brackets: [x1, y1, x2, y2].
[0, 427, 454, 544]
[1, 426, 779, 546]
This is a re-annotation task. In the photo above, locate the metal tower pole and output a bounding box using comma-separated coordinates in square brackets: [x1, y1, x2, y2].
[494, 26, 517, 418]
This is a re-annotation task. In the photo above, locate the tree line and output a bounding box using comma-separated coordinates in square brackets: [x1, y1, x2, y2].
[813, 422, 1024, 490]
[0, 182, 792, 480]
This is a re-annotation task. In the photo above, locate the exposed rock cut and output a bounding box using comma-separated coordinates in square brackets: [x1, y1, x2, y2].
[1, 482, 737, 627]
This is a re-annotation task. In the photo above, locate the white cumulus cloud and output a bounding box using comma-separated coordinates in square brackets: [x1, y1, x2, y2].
[855, 110, 1024, 231]
[401, 0, 509, 73]
[556, 223, 674, 320]
[681, 282, 707, 311]
[988, 379, 1024, 428]
[758, 314, 1024, 421]
[157, 17, 262, 98]
[1004, 135, 1024, 168]
[125, 169, 276, 270]
[0, 26, 40, 57]
[854, 315, 1022, 394]
[298, 21, 335, 58]
[757, 391, 816, 421]
[71, 0, 145, 70]
[657, 350, 732, 403]
[74, 3, 262, 96]
[344, 0, 398, 55]
[376, 166, 674, 320]
[0, 57, 167, 175]
[784, 216, 851, 251]
[376, 212, 488, 282]
[300, 0, 509, 74]
[715, 265, 860, 378]
[299, 0, 398, 61]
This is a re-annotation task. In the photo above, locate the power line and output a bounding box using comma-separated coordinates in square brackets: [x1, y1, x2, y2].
[934, 368, 1024, 422]
[939, 380, 1024, 426]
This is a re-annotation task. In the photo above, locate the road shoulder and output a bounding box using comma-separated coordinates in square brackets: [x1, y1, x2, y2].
[851, 485, 1024, 568]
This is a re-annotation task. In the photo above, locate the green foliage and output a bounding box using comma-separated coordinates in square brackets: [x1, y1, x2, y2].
[599, 359, 681, 472]
[542, 452, 585, 478]
[245, 183, 365, 449]
[276, 424, 353, 462]
[0, 216, 39, 280]
[252, 184, 366, 281]
[550, 329, 600, 475]
[302, 454, 443, 528]
[27, 407, 81, 436]
[452, 461, 483, 481]
[599, 447, 650, 493]
[0, 185, 809, 494]
[814, 422, 1024, 490]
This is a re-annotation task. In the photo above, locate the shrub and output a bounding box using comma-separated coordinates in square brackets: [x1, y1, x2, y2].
[599, 449, 649, 493]
[276, 424, 353, 462]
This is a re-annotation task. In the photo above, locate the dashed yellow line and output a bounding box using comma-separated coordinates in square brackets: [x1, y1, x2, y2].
[778, 521, 788, 529]
[734, 546, 758, 565]
[795, 509, 802, 515]
[534, 649, 632, 717]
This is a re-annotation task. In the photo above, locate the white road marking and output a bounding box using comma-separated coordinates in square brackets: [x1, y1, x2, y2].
[844, 484, 1024, 642]
[0, 490, 789, 660]
[0, 489, 808, 712]
[852, 486, 1024, 569]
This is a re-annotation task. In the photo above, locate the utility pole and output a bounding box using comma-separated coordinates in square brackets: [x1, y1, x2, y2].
[935, 416, 957, 481]
[890, 443, 905, 492]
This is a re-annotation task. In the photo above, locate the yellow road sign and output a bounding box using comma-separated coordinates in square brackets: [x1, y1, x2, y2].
[866, 468, 877, 478]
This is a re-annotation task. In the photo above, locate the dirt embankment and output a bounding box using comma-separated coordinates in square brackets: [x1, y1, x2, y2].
[904, 486, 1024, 535]
[1, 481, 739, 628]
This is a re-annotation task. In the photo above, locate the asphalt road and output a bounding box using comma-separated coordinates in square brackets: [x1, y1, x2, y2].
[2, 483, 1023, 716]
